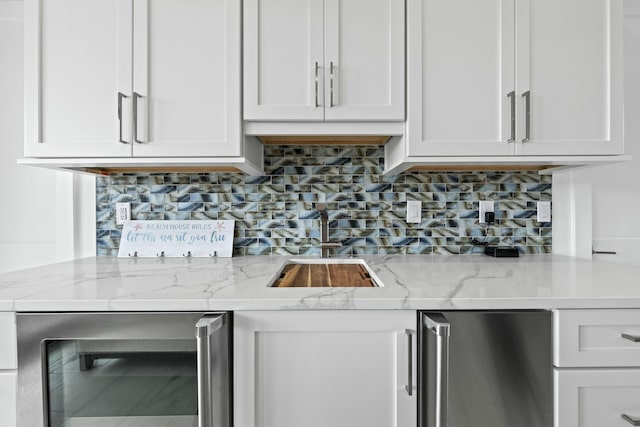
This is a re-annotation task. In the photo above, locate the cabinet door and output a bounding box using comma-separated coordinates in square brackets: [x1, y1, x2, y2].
[555, 369, 640, 427]
[24, 0, 133, 158]
[244, 0, 325, 121]
[234, 311, 417, 427]
[0, 313, 16, 369]
[406, 0, 515, 156]
[132, 0, 242, 157]
[515, 0, 624, 155]
[0, 372, 17, 427]
[323, 0, 404, 121]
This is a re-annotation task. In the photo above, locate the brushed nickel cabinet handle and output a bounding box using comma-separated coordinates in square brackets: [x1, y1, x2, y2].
[507, 91, 516, 143]
[314, 62, 319, 108]
[522, 90, 531, 142]
[622, 414, 640, 426]
[622, 333, 640, 343]
[117, 92, 128, 144]
[330, 61, 335, 107]
[406, 329, 414, 396]
[133, 92, 143, 144]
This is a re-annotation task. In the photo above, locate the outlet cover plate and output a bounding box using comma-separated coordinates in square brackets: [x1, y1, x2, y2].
[537, 201, 551, 222]
[116, 203, 131, 225]
[407, 200, 421, 223]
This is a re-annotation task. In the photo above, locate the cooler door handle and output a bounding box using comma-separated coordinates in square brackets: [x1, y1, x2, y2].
[423, 313, 450, 427]
[196, 315, 225, 427]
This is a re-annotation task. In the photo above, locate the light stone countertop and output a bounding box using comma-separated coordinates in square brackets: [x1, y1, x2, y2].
[0, 255, 638, 312]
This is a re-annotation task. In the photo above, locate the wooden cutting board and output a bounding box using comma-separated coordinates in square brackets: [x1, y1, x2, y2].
[272, 264, 376, 287]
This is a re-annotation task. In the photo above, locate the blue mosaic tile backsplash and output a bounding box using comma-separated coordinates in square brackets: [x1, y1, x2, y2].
[96, 145, 552, 256]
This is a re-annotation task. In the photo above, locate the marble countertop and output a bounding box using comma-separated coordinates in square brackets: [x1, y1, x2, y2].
[0, 254, 638, 312]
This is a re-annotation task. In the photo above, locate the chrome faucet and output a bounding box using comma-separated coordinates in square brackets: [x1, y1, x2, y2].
[316, 203, 342, 258]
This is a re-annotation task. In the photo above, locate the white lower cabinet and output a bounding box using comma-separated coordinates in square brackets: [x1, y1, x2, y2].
[0, 312, 16, 427]
[233, 310, 417, 427]
[554, 309, 640, 427]
[0, 312, 16, 369]
[555, 369, 640, 427]
[0, 372, 17, 427]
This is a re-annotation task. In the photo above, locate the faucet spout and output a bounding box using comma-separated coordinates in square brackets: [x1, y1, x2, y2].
[316, 203, 341, 258]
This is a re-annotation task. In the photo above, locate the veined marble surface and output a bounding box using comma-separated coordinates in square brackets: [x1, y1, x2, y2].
[0, 255, 639, 312]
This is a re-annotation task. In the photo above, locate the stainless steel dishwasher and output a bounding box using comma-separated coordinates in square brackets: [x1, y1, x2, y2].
[419, 311, 552, 427]
[17, 312, 231, 427]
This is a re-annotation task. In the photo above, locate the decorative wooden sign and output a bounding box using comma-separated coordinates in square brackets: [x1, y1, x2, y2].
[117, 220, 235, 258]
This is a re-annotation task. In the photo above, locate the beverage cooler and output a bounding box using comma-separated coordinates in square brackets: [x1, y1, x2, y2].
[16, 312, 231, 427]
[419, 311, 552, 427]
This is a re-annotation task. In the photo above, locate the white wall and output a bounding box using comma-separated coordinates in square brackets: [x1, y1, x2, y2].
[0, 2, 95, 274]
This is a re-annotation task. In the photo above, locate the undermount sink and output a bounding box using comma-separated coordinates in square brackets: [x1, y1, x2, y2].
[268, 259, 383, 288]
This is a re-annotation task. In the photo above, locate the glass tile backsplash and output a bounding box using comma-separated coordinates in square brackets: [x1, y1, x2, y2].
[96, 145, 552, 256]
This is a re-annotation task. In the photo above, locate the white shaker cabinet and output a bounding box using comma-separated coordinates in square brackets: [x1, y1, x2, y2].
[553, 309, 640, 427]
[234, 310, 417, 427]
[131, 0, 242, 157]
[243, 0, 405, 122]
[24, 0, 132, 158]
[514, 0, 623, 156]
[0, 312, 17, 427]
[404, 0, 623, 158]
[25, 0, 246, 159]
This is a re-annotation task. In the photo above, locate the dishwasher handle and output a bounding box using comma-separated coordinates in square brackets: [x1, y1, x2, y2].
[422, 313, 450, 427]
[196, 315, 227, 427]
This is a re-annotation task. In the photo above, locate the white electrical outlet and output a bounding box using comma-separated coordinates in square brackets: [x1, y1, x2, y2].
[479, 201, 494, 224]
[115, 203, 131, 225]
[406, 200, 421, 224]
[537, 201, 551, 222]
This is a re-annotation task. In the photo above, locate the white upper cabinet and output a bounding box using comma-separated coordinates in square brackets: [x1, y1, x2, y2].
[132, 0, 242, 157]
[515, 0, 623, 155]
[25, 0, 244, 159]
[406, 0, 515, 156]
[243, 0, 324, 121]
[25, 0, 133, 158]
[243, 0, 405, 122]
[405, 0, 623, 157]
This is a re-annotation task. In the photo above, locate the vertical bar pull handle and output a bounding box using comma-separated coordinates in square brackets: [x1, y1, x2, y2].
[117, 92, 128, 144]
[330, 61, 335, 107]
[314, 62, 319, 108]
[522, 90, 531, 142]
[196, 315, 225, 427]
[507, 91, 516, 142]
[423, 313, 450, 427]
[622, 414, 640, 426]
[622, 333, 640, 343]
[406, 329, 414, 396]
[133, 92, 143, 144]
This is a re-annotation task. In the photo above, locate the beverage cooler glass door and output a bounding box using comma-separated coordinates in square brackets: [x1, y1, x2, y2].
[16, 312, 231, 427]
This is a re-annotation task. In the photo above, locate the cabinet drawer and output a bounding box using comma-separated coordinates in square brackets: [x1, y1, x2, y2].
[554, 309, 640, 367]
[0, 312, 16, 369]
[555, 369, 640, 427]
